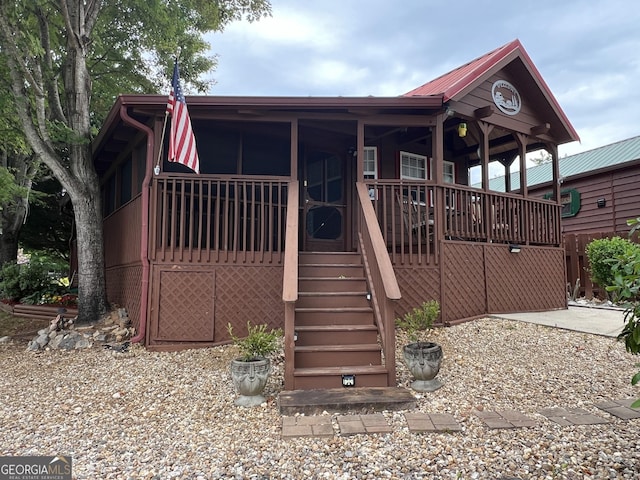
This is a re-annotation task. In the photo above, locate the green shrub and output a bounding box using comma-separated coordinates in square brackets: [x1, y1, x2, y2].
[227, 322, 282, 361]
[586, 237, 640, 298]
[0, 255, 69, 303]
[0, 262, 22, 301]
[606, 218, 640, 408]
[396, 300, 440, 342]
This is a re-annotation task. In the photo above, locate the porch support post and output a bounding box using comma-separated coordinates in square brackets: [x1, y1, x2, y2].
[433, 114, 445, 185]
[515, 133, 528, 198]
[433, 113, 444, 260]
[515, 133, 530, 244]
[548, 143, 560, 201]
[478, 121, 494, 242]
[547, 142, 562, 248]
[478, 121, 494, 191]
[290, 119, 298, 179]
[356, 120, 364, 181]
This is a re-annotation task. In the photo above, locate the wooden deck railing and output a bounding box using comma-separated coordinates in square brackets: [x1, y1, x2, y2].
[366, 180, 438, 266]
[441, 185, 561, 246]
[356, 182, 401, 386]
[282, 180, 299, 389]
[151, 176, 290, 263]
[366, 181, 562, 265]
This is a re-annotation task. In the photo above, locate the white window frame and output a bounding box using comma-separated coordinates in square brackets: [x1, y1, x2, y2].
[443, 160, 456, 184]
[363, 146, 378, 180]
[400, 151, 430, 180]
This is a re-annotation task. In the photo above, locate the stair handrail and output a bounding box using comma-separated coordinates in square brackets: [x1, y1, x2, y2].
[356, 182, 401, 386]
[282, 180, 299, 389]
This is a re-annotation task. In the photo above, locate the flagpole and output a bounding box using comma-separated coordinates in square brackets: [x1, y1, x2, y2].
[155, 53, 180, 175]
[154, 112, 169, 175]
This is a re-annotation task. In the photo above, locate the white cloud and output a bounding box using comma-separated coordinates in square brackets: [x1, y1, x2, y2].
[205, 0, 640, 156]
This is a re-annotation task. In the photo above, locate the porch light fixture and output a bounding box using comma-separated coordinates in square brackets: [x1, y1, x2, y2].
[508, 244, 521, 254]
[445, 106, 455, 117]
[597, 198, 606, 208]
[457, 123, 467, 137]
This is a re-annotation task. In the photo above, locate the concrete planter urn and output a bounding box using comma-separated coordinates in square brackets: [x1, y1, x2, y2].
[230, 357, 271, 407]
[402, 341, 443, 392]
[227, 321, 282, 407]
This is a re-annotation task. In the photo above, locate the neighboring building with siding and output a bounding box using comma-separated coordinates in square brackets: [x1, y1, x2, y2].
[489, 136, 640, 234]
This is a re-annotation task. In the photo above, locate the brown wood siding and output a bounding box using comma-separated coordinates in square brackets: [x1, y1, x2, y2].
[530, 162, 640, 235]
[456, 69, 544, 134]
[449, 56, 568, 143]
[613, 166, 640, 230]
[558, 175, 614, 234]
[103, 195, 143, 329]
[103, 195, 142, 267]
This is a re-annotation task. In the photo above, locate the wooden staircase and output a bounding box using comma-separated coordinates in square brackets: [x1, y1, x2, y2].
[291, 251, 391, 390]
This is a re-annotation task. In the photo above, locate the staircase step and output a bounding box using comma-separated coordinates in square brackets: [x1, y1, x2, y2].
[294, 344, 382, 368]
[295, 324, 378, 346]
[299, 252, 363, 265]
[299, 277, 367, 292]
[295, 307, 374, 326]
[299, 264, 364, 277]
[279, 386, 416, 414]
[297, 291, 370, 308]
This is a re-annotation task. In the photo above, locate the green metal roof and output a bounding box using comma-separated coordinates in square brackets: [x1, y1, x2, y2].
[487, 135, 640, 191]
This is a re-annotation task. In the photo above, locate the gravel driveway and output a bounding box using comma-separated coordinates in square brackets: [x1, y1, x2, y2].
[1, 317, 639, 479]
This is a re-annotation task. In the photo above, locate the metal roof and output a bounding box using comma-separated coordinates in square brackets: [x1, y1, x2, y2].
[403, 40, 520, 101]
[487, 135, 640, 191]
[403, 39, 579, 143]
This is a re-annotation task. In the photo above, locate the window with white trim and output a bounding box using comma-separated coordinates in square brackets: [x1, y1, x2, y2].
[443, 161, 455, 184]
[400, 151, 428, 180]
[363, 147, 377, 179]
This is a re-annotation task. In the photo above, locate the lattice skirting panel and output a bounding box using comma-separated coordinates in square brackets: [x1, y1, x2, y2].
[441, 243, 487, 323]
[106, 264, 143, 330]
[485, 245, 565, 313]
[148, 264, 283, 347]
[393, 266, 441, 323]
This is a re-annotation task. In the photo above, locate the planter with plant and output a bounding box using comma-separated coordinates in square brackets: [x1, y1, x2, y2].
[396, 300, 443, 392]
[227, 321, 282, 407]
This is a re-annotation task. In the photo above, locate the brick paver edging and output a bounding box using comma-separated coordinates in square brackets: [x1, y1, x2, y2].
[281, 398, 640, 438]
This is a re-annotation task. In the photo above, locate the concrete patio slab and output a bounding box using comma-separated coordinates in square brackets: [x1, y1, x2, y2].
[473, 409, 536, 429]
[336, 414, 392, 435]
[594, 399, 640, 420]
[539, 407, 609, 426]
[404, 412, 462, 433]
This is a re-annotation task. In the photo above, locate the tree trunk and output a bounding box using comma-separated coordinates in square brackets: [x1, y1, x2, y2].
[0, 229, 19, 266]
[70, 176, 108, 323]
[0, 197, 25, 265]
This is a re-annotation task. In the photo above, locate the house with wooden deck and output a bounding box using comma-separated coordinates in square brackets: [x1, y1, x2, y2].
[92, 39, 579, 390]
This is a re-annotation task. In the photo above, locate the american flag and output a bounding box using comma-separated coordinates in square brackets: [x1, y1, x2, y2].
[167, 61, 200, 174]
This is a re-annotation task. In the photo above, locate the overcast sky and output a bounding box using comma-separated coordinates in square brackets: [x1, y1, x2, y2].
[206, 0, 640, 158]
